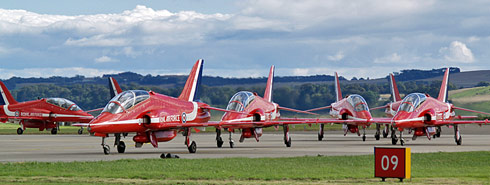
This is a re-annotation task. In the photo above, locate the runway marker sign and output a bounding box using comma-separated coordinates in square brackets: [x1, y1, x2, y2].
[374, 147, 411, 182]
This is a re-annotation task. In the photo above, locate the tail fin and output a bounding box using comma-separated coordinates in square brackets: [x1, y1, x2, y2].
[108, 77, 123, 97]
[334, 72, 342, 102]
[178, 59, 204, 102]
[389, 73, 401, 102]
[437, 67, 450, 102]
[263, 65, 274, 102]
[0, 81, 18, 105]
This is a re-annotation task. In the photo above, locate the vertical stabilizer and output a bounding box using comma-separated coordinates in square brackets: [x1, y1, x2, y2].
[437, 68, 450, 102]
[389, 73, 402, 102]
[108, 77, 123, 98]
[0, 81, 18, 105]
[334, 72, 342, 102]
[263, 65, 274, 102]
[178, 59, 204, 102]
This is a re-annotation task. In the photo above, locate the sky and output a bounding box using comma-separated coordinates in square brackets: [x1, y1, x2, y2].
[1, 0, 489, 80]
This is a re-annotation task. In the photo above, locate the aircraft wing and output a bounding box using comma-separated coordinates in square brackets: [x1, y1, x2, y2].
[453, 106, 490, 116]
[216, 118, 377, 128]
[72, 123, 89, 127]
[433, 119, 489, 126]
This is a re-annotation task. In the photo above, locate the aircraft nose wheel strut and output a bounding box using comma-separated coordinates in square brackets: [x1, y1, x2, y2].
[318, 124, 324, 141]
[374, 124, 381, 140]
[216, 128, 224, 148]
[284, 125, 291, 147]
[391, 126, 398, 145]
[228, 130, 234, 148]
[184, 128, 197, 153]
[454, 125, 462, 145]
[101, 137, 110, 155]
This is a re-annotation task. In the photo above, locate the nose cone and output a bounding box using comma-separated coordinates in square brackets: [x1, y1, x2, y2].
[393, 111, 413, 128]
[88, 112, 114, 133]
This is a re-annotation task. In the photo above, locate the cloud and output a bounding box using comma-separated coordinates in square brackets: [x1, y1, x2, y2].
[374, 53, 402, 64]
[439, 41, 474, 63]
[94, 56, 118, 63]
[327, 51, 344, 61]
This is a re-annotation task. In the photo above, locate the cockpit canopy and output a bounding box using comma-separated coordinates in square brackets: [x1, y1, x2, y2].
[347, 94, 369, 112]
[102, 90, 150, 114]
[398, 93, 427, 113]
[46, 98, 81, 111]
[226, 91, 256, 112]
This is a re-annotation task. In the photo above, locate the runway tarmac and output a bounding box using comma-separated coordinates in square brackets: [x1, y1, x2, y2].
[1, 125, 490, 162]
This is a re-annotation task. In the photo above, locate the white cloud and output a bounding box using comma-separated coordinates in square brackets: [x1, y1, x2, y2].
[374, 53, 402, 64]
[0, 67, 122, 79]
[94, 56, 118, 63]
[439, 41, 474, 63]
[327, 51, 344, 61]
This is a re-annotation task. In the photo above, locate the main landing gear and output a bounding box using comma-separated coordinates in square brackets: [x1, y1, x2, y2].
[17, 128, 24, 135]
[391, 127, 398, 145]
[318, 124, 324, 141]
[362, 126, 366, 141]
[382, 124, 390, 138]
[51, 127, 58, 135]
[78, 127, 84, 135]
[184, 128, 197, 153]
[374, 124, 381, 140]
[391, 128, 405, 146]
[228, 130, 234, 148]
[114, 133, 126, 153]
[454, 125, 462, 145]
[284, 125, 291, 147]
[216, 128, 224, 148]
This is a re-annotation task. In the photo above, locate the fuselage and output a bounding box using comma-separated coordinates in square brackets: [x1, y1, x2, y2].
[393, 93, 453, 129]
[220, 91, 279, 129]
[0, 98, 93, 125]
[88, 90, 211, 135]
[329, 94, 372, 126]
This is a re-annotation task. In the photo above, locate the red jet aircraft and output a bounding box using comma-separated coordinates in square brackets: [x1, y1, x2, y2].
[87, 59, 236, 154]
[0, 81, 94, 134]
[304, 72, 382, 141]
[216, 66, 320, 148]
[388, 68, 489, 145]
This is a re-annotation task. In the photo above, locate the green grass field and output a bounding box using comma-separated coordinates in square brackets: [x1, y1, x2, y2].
[0, 151, 489, 184]
[0, 123, 84, 135]
[449, 86, 490, 116]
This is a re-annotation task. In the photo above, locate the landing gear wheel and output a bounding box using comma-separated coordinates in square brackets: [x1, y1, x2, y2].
[17, 128, 23, 135]
[456, 136, 462, 145]
[362, 135, 366, 141]
[229, 141, 234, 148]
[391, 135, 398, 145]
[382, 129, 388, 138]
[318, 133, 323, 141]
[375, 132, 380, 140]
[103, 145, 110, 155]
[51, 128, 58, 135]
[117, 141, 126, 153]
[400, 139, 405, 146]
[78, 128, 83, 135]
[188, 141, 197, 153]
[217, 137, 224, 148]
[285, 136, 292, 147]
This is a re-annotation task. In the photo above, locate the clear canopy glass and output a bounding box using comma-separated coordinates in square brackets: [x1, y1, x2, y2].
[102, 90, 150, 114]
[346, 94, 369, 112]
[46, 98, 81, 111]
[398, 93, 427, 112]
[226, 91, 256, 112]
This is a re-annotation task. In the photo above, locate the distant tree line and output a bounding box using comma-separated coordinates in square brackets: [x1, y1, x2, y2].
[2, 67, 459, 89]
[10, 80, 457, 111]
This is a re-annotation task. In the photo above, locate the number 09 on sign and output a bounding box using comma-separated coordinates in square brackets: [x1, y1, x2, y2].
[374, 147, 411, 181]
